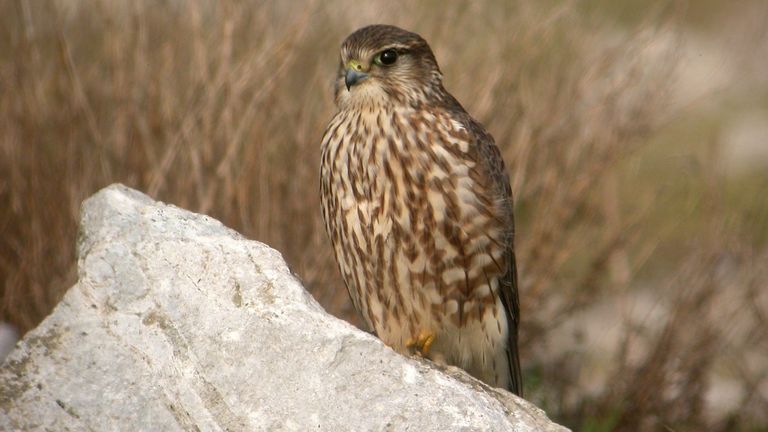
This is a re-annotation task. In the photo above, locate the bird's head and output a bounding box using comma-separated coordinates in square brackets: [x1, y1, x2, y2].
[334, 25, 444, 110]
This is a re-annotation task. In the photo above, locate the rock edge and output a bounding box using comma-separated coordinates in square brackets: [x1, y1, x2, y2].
[0, 184, 567, 432]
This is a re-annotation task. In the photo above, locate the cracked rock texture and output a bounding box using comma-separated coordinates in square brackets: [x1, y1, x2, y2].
[0, 184, 568, 432]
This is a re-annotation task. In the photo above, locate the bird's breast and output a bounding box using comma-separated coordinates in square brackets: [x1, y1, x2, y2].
[321, 106, 507, 336]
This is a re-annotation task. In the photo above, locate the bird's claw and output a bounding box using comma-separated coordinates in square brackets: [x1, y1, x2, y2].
[406, 330, 436, 357]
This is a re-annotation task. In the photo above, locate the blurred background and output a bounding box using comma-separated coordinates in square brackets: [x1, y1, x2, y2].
[1, 0, 767, 430]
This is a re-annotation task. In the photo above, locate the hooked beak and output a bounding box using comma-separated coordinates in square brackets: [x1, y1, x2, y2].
[344, 60, 369, 90]
[345, 69, 368, 90]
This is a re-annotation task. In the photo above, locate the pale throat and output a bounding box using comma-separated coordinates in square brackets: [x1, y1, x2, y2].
[337, 81, 394, 112]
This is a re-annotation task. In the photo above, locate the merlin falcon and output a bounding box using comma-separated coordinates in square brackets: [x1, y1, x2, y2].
[320, 24, 522, 395]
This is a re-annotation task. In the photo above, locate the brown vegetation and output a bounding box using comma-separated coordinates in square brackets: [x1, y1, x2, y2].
[1, 1, 766, 430]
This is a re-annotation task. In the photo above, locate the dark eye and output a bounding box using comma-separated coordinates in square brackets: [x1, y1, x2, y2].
[376, 49, 398, 66]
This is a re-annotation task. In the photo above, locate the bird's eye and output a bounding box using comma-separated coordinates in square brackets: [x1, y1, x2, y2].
[375, 49, 398, 66]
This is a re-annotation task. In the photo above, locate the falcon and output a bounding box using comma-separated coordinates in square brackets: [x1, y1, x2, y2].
[320, 24, 522, 395]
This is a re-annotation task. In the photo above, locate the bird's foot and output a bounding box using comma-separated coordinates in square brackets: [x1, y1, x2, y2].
[406, 330, 436, 357]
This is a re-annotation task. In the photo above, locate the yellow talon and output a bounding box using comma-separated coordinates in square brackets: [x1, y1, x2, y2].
[406, 330, 436, 357]
[422, 332, 435, 355]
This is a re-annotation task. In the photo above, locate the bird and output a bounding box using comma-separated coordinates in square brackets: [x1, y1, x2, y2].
[320, 24, 522, 395]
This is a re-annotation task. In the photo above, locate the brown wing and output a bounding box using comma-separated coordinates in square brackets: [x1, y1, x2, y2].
[500, 226, 523, 396]
[455, 104, 523, 396]
[484, 137, 523, 396]
[484, 133, 523, 396]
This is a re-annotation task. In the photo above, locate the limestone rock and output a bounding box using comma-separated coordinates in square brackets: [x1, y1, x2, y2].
[0, 184, 568, 432]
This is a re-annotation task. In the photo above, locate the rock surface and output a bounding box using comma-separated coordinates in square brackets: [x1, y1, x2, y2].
[0, 184, 567, 432]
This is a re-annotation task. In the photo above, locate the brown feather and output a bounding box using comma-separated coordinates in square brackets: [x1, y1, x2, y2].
[320, 24, 522, 395]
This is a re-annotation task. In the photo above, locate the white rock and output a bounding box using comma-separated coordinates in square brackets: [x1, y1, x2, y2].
[0, 323, 18, 363]
[0, 184, 567, 432]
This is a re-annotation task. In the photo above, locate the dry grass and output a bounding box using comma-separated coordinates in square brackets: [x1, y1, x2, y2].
[1, 0, 766, 430]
